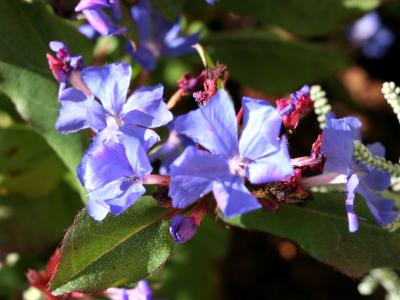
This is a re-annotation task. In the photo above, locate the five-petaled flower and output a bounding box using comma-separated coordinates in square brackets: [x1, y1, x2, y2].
[169, 89, 294, 217]
[55, 62, 173, 150]
[321, 116, 398, 232]
[129, 0, 200, 70]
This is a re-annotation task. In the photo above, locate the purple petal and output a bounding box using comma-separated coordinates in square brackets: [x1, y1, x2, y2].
[239, 96, 282, 160]
[169, 146, 230, 209]
[357, 181, 398, 227]
[322, 116, 361, 174]
[55, 88, 106, 134]
[175, 89, 238, 157]
[81, 62, 131, 116]
[128, 44, 158, 71]
[122, 84, 173, 128]
[75, 0, 109, 12]
[213, 175, 261, 217]
[345, 173, 360, 233]
[246, 136, 293, 184]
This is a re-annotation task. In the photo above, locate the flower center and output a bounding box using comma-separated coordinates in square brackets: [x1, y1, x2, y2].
[229, 155, 246, 177]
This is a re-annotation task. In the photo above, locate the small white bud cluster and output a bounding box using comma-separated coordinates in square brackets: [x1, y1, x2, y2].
[382, 82, 400, 125]
[310, 85, 331, 129]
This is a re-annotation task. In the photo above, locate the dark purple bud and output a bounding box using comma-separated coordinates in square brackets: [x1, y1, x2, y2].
[169, 215, 198, 244]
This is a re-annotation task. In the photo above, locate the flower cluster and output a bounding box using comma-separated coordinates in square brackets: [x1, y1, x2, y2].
[51, 47, 399, 236]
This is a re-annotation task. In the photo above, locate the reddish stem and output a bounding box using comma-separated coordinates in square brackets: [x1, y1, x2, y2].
[237, 107, 244, 125]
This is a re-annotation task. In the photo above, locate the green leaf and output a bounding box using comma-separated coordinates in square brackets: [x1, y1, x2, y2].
[155, 217, 229, 300]
[217, 0, 380, 36]
[205, 31, 347, 95]
[0, 126, 65, 197]
[225, 192, 400, 277]
[0, 1, 92, 187]
[0, 181, 82, 254]
[50, 197, 174, 294]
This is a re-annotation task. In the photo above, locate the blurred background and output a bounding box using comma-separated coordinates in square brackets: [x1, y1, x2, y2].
[1, 0, 400, 299]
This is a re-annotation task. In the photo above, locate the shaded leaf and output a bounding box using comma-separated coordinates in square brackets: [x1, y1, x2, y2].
[0, 126, 65, 197]
[50, 197, 174, 294]
[0, 1, 91, 189]
[226, 192, 400, 277]
[0, 182, 82, 254]
[205, 31, 347, 95]
[217, 0, 380, 36]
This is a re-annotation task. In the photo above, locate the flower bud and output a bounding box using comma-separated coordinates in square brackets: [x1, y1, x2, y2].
[169, 215, 198, 244]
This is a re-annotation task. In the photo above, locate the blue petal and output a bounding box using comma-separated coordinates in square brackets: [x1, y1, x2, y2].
[239, 96, 282, 160]
[213, 175, 261, 217]
[169, 146, 230, 209]
[81, 62, 131, 116]
[128, 45, 158, 71]
[149, 126, 192, 175]
[78, 135, 136, 192]
[106, 183, 146, 216]
[357, 181, 398, 226]
[358, 143, 391, 191]
[246, 136, 293, 184]
[175, 89, 238, 157]
[82, 8, 125, 36]
[130, 0, 152, 43]
[322, 116, 361, 174]
[55, 88, 106, 134]
[87, 198, 110, 221]
[78, 24, 99, 40]
[122, 84, 173, 128]
[120, 125, 160, 151]
[49, 41, 67, 52]
[119, 133, 153, 177]
[161, 21, 199, 57]
[345, 173, 360, 232]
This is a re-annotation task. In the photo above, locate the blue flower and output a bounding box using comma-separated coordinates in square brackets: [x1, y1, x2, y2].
[170, 215, 198, 244]
[347, 12, 394, 59]
[78, 130, 152, 221]
[169, 89, 293, 217]
[129, 0, 200, 70]
[106, 280, 155, 300]
[75, 0, 126, 36]
[322, 116, 398, 232]
[55, 62, 173, 150]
